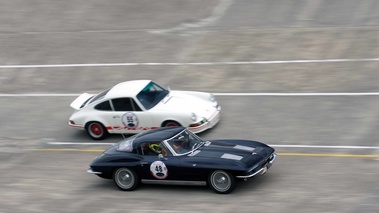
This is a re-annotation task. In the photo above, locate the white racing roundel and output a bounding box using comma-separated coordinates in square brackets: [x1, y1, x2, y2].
[121, 112, 139, 128]
[150, 161, 168, 179]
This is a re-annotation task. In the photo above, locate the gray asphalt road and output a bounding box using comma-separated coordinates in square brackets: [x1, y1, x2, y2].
[1, 0, 379, 212]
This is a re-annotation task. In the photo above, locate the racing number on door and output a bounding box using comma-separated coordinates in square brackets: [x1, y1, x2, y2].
[150, 161, 168, 179]
[155, 165, 163, 173]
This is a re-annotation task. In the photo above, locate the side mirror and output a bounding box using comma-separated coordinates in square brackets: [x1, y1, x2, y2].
[158, 154, 164, 159]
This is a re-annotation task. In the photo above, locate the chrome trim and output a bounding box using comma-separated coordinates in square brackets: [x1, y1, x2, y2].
[236, 167, 266, 179]
[141, 179, 206, 186]
[87, 168, 102, 175]
[266, 153, 277, 169]
[236, 153, 277, 179]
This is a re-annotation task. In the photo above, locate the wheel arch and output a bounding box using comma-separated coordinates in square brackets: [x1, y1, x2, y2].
[161, 119, 184, 127]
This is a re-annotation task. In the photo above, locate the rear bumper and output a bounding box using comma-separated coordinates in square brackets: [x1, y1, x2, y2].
[236, 153, 277, 179]
[87, 168, 102, 175]
[68, 121, 85, 130]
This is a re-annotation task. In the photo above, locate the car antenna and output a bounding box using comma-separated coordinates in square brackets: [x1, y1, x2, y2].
[121, 129, 127, 139]
[115, 125, 126, 140]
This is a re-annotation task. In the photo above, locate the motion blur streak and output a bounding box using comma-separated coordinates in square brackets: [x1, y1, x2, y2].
[2, 93, 379, 97]
[0, 58, 379, 69]
[277, 153, 379, 158]
[31, 149, 379, 158]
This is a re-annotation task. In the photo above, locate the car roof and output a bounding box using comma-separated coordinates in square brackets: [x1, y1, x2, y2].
[105, 80, 151, 99]
[133, 127, 185, 145]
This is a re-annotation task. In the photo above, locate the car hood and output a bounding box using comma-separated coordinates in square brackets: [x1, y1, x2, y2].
[152, 91, 217, 116]
[192, 140, 275, 165]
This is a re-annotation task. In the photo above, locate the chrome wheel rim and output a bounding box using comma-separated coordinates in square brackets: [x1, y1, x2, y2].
[115, 168, 134, 189]
[211, 171, 231, 192]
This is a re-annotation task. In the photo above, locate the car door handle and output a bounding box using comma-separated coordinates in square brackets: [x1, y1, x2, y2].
[113, 115, 120, 118]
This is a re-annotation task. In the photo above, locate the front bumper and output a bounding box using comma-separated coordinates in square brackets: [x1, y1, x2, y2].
[188, 106, 221, 133]
[236, 153, 277, 179]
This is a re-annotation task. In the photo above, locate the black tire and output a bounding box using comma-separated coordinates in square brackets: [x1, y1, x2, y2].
[86, 122, 109, 140]
[113, 168, 139, 191]
[162, 120, 181, 127]
[208, 170, 236, 194]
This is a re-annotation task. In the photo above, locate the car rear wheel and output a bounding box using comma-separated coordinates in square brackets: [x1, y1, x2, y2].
[208, 170, 236, 194]
[113, 168, 139, 191]
[86, 122, 109, 140]
[162, 120, 181, 127]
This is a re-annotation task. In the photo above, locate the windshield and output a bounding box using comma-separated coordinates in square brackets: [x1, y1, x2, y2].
[136, 81, 169, 110]
[166, 129, 205, 155]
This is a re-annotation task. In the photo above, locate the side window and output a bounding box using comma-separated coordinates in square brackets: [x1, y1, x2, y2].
[94, 100, 112, 111]
[131, 98, 142, 111]
[140, 142, 171, 156]
[112, 98, 133, 111]
[141, 142, 160, 156]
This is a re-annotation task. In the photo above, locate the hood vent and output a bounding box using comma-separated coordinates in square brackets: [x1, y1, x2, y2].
[221, 153, 243, 161]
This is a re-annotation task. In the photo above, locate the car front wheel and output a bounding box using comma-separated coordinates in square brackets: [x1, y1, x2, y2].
[208, 170, 236, 194]
[86, 122, 108, 140]
[113, 168, 139, 191]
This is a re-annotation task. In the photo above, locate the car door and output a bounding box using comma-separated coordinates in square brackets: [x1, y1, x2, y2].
[108, 97, 154, 134]
[136, 142, 181, 181]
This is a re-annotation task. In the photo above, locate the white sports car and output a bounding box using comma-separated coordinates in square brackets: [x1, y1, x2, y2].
[68, 80, 221, 140]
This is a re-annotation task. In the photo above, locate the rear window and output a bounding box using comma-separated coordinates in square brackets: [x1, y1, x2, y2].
[117, 136, 136, 152]
[89, 88, 111, 104]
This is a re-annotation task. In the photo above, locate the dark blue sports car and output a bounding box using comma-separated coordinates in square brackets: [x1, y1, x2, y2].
[88, 127, 276, 194]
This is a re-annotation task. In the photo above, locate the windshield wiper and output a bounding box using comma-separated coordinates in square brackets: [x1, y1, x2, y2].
[193, 141, 205, 150]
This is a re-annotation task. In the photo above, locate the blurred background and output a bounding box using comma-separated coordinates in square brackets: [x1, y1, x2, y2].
[1, 0, 379, 212]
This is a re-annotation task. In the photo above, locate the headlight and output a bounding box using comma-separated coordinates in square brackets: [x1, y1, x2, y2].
[209, 94, 216, 102]
[190, 112, 197, 121]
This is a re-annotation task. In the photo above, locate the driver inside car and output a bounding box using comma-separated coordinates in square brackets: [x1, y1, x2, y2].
[148, 142, 161, 154]
[147, 142, 170, 156]
[172, 139, 189, 154]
